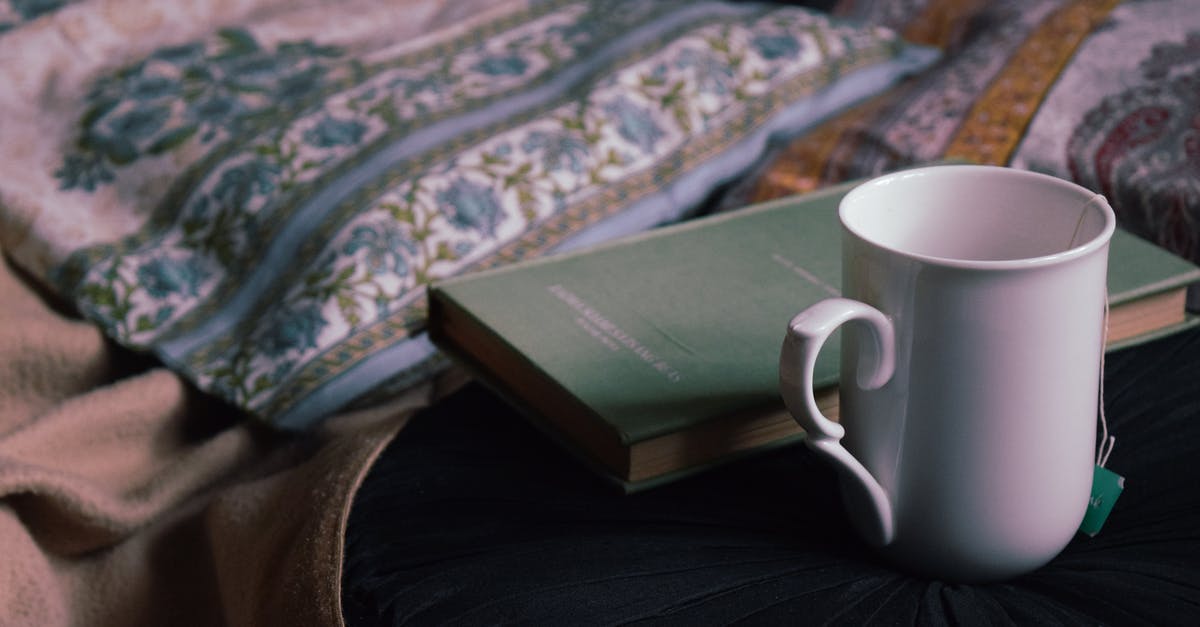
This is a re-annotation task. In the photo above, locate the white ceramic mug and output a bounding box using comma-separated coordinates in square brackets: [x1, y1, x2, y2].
[779, 165, 1115, 582]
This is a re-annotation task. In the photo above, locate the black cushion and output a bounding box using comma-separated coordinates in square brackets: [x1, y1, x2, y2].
[344, 326, 1200, 625]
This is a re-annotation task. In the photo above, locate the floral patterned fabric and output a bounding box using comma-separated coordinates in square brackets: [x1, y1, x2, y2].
[739, 0, 1200, 307]
[0, 0, 936, 427]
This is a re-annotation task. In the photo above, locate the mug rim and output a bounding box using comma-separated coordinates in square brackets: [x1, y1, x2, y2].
[839, 165, 1116, 270]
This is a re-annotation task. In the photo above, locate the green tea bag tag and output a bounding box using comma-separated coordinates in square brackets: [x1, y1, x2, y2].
[1080, 464, 1124, 537]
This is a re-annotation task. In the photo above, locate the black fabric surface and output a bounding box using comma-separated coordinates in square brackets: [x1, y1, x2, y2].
[343, 326, 1200, 626]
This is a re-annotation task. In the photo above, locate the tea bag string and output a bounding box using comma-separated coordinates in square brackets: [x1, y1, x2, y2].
[1071, 194, 1116, 468]
[1098, 296, 1115, 468]
[1067, 193, 1107, 249]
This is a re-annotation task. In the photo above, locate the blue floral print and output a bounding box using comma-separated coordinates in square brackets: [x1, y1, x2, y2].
[259, 304, 327, 357]
[343, 223, 415, 276]
[604, 96, 666, 154]
[522, 130, 590, 174]
[303, 116, 368, 148]
[136, 256, 211, 298]
[675, 47, 735, 95]
[475, 55, 529, 76]
[437, 178, 505, 236]
[55, 28, 345, 191]
[212, 160, 281, 207]
[752, 34, 801, 60]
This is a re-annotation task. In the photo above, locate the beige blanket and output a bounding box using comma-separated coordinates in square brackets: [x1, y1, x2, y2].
[0, 250, 455, 625]
[0, 1, 500, 624]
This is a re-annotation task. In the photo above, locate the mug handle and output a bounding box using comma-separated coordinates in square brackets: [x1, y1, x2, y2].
[779, 298, 897, 546]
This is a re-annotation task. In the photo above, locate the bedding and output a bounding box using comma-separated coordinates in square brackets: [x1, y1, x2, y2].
[1, 0, 1198, 625]
[0, 0, 936, 429]
[0, 250, 420, 625]
[737, 0, 1200, 305]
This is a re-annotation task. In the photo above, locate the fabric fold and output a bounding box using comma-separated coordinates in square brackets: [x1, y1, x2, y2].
[0, 249, 422, 626]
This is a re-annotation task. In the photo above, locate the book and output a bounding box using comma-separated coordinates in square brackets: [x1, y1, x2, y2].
[428, 181, 1200, 491]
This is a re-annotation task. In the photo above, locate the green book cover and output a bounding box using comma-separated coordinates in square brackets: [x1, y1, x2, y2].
[429, 181, 1200, 489]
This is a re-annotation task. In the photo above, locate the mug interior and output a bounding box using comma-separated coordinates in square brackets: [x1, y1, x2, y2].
[840, 166, 1114, 266]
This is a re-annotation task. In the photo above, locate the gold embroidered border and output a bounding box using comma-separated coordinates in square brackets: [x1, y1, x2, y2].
[943, 0, 1122, 165]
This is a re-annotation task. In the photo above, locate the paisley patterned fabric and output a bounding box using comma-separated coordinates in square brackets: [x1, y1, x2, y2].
[1012, 0, 1200, 287]
[0, 0, 937, 427]
[740, 0, 1200, 306]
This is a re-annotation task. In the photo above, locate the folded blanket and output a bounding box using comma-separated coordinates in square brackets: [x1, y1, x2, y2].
[0, 248, 439, 625]
[0, 0, 937, 428]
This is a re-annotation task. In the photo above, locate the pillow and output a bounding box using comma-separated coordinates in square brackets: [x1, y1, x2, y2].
[739, 0, 1200, 307]
[0, 0, 937, 428]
